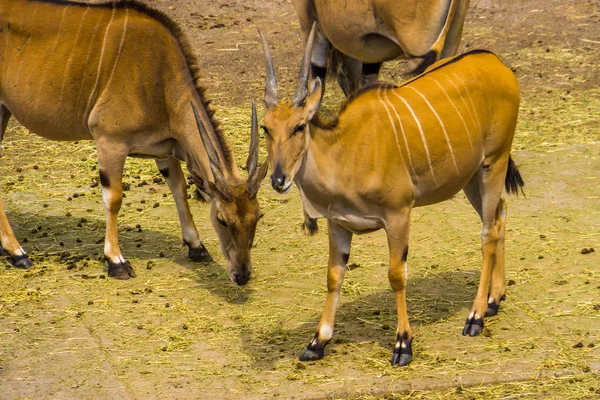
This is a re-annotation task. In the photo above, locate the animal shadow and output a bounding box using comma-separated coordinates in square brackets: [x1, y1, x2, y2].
[240, 270, 476, 369]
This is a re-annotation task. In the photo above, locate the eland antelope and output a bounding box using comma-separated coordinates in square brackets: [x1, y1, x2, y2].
[0, 0, 268, 285]
[258, 27, 523, 366]
[293, 0, 470, 96]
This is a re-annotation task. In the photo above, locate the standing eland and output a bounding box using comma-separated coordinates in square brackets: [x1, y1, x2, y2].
[293, 0, 470, 96]
[258, 26, 523, 366]
[0, 0, 268, 285]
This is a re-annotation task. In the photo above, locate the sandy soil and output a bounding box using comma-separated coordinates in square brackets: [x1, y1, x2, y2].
[0, 0, 598, 399]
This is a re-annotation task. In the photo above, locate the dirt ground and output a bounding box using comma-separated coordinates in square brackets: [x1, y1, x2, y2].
[0, 0, 598, 399]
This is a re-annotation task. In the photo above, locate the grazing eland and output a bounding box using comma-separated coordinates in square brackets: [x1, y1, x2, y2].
[292, 0, 471, 96]
[0, 0, 268, 285]
[258, 26, 523, 366]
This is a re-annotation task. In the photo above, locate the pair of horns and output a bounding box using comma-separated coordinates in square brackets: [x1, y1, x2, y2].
[259, 22, 317, 108]
[191, 101, 262, 201]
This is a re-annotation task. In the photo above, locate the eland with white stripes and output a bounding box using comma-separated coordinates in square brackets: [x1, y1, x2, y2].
[0, 0, 268, 284]
[259, 26, 524, 366]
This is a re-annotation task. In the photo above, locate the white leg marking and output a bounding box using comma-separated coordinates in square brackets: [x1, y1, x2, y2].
[86, 6, 117, 115]
[488, 295, 495, 304]
[452, 73, 482, 135]
[59, 7, 90, 106]
[319, 324, 333, 341]
[468, 311, 475, 319]
[390, 91, 437, 183]
[106, 8, 129, 88]
[408, 86, 459, 173]
[427, 77, 474, 149]
[377, 88, 409, 170]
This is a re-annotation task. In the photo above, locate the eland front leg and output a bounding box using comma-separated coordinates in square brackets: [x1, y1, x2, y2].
[300, 220, 352, 361]
[386, 210, 413, 366]
[96, 141, 135, 279]
[155, 157, 212, 262]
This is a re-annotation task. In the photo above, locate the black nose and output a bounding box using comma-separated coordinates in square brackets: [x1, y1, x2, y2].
[270, 173, 287, 192]
[232, 265, 251, 286]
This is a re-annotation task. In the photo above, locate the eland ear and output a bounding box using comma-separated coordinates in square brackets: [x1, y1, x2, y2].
[246, 159, 269, 201]
[303, 78, 323, 121]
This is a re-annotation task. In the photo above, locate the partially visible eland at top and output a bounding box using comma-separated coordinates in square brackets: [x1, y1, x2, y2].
[292, 0, 471, 96]
[0, 0, 268, 285]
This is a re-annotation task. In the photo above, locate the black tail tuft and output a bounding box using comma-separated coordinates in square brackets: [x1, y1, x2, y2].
[505, 156, 525, 196]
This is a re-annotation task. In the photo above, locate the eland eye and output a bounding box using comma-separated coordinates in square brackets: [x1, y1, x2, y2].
[292, 124, 306, 136]
[217, 216, 228, 227]
[261, 125, 271, 139]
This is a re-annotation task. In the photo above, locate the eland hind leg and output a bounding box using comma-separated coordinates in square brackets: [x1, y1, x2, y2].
[0, 105, 33, 268]
[155, 157, 212, 262]
[462, 160, 509, 336]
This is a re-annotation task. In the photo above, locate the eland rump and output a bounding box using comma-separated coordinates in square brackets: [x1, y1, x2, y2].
[0, 0, 267, 284]
[258, 26, 523, 366]
[292, 0, 471, 96]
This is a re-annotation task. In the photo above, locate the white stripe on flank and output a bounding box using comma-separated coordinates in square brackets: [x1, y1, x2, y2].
[428, 77, 473, 149]
[452, 72, 482, 134]
[390, 90, 437, 182]
[377, 88, 409, 170]
[59, 7, 90, 106]
[36, 6, 69, 108]
[443, 73, 479, 138]
[86, 6, 117, 115]
[383, 90, 417, 176]
[50, 7, 69, 55]
[106, 8, 129, 88]
[75, 17, 103, 116]
[408, 86, 459, 173]
[4, 5, 37, 89]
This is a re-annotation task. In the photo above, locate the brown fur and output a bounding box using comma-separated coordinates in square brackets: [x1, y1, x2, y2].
[28, 0, 233, 170]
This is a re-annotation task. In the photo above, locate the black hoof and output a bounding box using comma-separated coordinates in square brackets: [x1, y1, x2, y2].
[486, 302, 499, 317]
[485, 294, 506, 317]
[187, 243, 213, 262]
[299, 347, 324, 362]
[107, 259, 136, 280]
[299, 333, 327, 362]
[391, 332, 413, 367]
[462, 315, 484, 337]
[10, 254, 33, 269]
